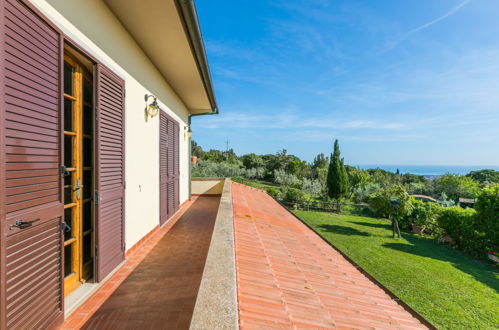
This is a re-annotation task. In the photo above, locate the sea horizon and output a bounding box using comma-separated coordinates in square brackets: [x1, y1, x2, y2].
[352, 164, 499, 176]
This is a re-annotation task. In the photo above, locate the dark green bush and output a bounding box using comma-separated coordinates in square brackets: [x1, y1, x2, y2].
[266, 187, 282, 199]
[400, 200, 442, 234]
[474, 184, 499, 246]
[436, 207, 479, 254]
[368, 185, 414, 219]
[281, 187, 308, 203]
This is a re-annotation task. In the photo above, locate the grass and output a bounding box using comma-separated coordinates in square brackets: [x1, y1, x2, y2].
[231, 177, 277, 190]
[293, 210, 499, 329]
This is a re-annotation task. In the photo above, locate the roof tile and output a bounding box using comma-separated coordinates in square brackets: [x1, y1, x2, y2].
[233, 183, 428, 329]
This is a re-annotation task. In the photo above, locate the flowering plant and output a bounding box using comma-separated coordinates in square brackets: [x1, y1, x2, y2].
[487, 251, 498, 263]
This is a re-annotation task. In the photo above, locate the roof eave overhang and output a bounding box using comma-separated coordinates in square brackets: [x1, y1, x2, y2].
[174, 0, 218, 115]
[104, 0, 218, 115]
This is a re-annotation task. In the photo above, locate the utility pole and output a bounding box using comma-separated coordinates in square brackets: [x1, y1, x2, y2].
[225, 140, 230, 160]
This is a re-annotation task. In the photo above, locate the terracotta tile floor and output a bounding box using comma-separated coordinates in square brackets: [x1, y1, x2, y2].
[60, 195, 220, 330]
[232, 183, 428, 329]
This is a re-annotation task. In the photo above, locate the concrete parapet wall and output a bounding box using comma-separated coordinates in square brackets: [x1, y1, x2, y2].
[191, 178, 225, 195]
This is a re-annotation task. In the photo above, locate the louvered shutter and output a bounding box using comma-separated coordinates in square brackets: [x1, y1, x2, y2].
[94, 63, 125, 281]
[1, 0, 64, 328]
[173, 122, 179, 212]
[159, 111, 168, 225]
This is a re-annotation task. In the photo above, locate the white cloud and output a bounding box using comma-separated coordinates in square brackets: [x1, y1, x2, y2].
[194, 111, 405, 131]
[405, 0, 471, 36]
[386, 0, 472, 50]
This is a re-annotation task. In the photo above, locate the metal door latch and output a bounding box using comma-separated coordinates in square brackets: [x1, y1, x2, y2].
[10, 219, 40, 230]
[60, 221, 72, 232]
[61, 165, 70, 177]
[74, 178, 84, 200]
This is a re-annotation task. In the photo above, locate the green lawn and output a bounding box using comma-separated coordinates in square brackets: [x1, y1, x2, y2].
[231, 177, 277, 190]
[293, 210, 499, 329]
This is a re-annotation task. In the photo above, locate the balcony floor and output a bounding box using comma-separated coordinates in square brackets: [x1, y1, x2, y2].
[62, 195, 220, 330]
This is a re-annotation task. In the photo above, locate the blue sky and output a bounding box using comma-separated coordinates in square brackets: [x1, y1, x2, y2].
[192, 0, 499, 166]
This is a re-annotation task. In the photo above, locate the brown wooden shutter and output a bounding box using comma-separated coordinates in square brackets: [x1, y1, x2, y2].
[173, 123, 180, 212]
[159, 111, 168, 225]
[167, 119, 175, 218]
[94, 63, 125, 281]
[1, 0, 64, 328]
[159, 112, 180, 223]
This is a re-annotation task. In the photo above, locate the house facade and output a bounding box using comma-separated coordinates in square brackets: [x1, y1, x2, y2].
[0, 0, 217, 328]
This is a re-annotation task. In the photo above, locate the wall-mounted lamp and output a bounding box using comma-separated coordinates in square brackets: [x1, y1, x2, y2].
[144, 94, 160, 121]
[186, 126, 192, 139]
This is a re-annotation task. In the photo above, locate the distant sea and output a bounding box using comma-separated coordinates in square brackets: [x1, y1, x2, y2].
[354, 165, 499, 177]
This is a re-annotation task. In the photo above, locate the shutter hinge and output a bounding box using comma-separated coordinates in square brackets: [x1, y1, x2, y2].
[124, 181, 126, 189]
[94, 190, 100, 204]
[122, 241, 126, 252]
[95, 245, 98, 260]
[95, 107, 98, 120]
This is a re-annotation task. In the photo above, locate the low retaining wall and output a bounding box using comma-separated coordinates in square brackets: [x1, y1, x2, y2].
[190, 178, 238, 329]
[191, 178, 225, 195]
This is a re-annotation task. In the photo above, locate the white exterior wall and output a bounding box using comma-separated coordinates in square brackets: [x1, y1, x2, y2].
[29, 0, 191, 251]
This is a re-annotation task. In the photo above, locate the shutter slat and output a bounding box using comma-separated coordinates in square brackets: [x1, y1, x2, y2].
[95, 64, 125, 281]
[6, 112, 58, 130]
[6, 175, 59, 188]
[1, 2, 64, 327]
[5, 55, 58, 86]
[159, 112, 180, 223]
[5, 67, 59, 98]
[5, 101, 58, 125]
[5, 94, 58, 119]
[159, 112, 168, 224]
[5, 0, 59, 42]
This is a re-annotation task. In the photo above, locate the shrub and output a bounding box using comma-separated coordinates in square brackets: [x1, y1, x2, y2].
[242, 167, 266, 180]
[433, 174, 480, 201]
[281, 187, 307, 203]
[474, 184, 499, 245]
[368, 185, 414, 219]
[438, 192, 456, 207]
[192, 160, 242, 178]
[266, 187, 282, 199]
[301, 178, 325, 195]
[274, 169, 301, 187]
[436, 207, 478, 253]
[400, 200, 442, 233]
[405, 182, 425, 195]
[352, 183, 381, 203]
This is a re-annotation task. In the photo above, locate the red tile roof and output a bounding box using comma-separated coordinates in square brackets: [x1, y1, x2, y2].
[232, 183, 428, 329]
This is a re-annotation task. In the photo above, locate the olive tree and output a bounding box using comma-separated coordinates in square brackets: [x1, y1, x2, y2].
[369, 185, 414, 238]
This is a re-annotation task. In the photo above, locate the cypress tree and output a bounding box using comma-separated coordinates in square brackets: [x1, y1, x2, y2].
[327, 140, 349, 201]
[340, 158, 350, 195]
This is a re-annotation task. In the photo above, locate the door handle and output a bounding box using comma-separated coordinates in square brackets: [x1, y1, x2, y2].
[10, 218, 40, 230]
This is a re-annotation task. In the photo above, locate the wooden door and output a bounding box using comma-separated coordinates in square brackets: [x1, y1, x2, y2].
[94, 63, 125, 282]
[0, 0, 64, 328]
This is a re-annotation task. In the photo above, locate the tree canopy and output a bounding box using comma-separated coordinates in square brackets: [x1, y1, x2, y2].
[326, 140, 349, 200]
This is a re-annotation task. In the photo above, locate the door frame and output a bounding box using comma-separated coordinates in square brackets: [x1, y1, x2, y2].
[62, 52, 95, 296]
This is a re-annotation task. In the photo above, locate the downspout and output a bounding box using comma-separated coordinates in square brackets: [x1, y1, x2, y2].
[174, 0, 219, 199]
[188, 112, 217, 199]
